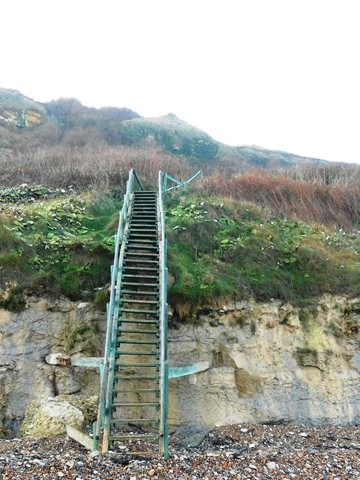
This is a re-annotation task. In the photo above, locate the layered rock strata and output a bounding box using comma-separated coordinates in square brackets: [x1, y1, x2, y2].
[0, 295, 359, 437]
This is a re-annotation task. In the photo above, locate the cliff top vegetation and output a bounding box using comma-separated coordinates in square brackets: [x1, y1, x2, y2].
[0, 88, 359, 313]
[0, 164, 359, 314]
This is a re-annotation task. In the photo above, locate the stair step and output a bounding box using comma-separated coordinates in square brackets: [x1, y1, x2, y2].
[127, 238, 157, 243]
[126, 252, 158, 257]
[112, 402, 159, 407]
[132, 209, 156, 213]
[122, 276, 159, 281]
[119, 329, 158, 334]
[111, 419, 160, 425]
[120, 308, 158, 315]
[123, 266, 158, 272]
[126, 235, 158, 240]
[124, 260, 159, 265]
[121, 286, 159, 292]
[115, 375, 159, 380]
[132, 205, 157, 209]
[131, 206, 156, 209]
[131, 214, 157, 218]
[129, 224, 157, 229]
[116, 363, 160, 367]
[122, 290, 159, 296]
[128, 231, 157, 236]
[133, 196, 157, 199]
[117, 339, 159, 345]
[122, 290, 159, 302]
[125, 248, 159, 251]
[127, 235, 157, 240]
[121, 299, 158, 305]
[128, 228, 157, 232]
[133, 198, 156, 201]
[114, 388, 160, 394]
[127, 237, 157, 242]
[129, 220, 157, 224]
[126, 245, 158, 249]
[119, 319, 159, 324]
[123, 273, 159, 287]
[132, 203, 156, 206]
[116, 350, 159, 355]
[131, 203, 157, 206]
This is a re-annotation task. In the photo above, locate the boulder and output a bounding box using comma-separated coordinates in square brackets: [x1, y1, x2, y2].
[21, 397, 84, 438]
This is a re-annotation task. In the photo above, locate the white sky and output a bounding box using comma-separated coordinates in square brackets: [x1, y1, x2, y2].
[1, 0, 359, 163]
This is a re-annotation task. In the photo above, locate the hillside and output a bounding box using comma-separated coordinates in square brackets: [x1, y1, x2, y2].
[0, 179, 359, 314]
[1, 87, 359, 313]
[0, 87, 329, 175]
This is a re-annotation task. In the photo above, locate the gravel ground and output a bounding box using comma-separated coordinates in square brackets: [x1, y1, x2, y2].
[0, 423, 359, 479]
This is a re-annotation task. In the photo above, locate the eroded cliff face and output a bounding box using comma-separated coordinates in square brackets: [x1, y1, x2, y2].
[168, 296, 360, 428]
[0, 298, 103, 436]
[0, 109, 43, 128]
[0, 295, 359, 437]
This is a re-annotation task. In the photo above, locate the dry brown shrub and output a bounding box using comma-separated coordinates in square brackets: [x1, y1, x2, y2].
[0, 144, 192, 189]
[277, 163, 360, 187]
[202, 170, 360, 228]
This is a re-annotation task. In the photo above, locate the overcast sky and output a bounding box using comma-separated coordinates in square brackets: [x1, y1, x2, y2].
[1, 0, 359, 163]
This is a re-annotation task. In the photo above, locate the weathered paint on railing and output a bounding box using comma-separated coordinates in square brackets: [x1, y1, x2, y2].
[96, 169, 143, 451]
[95, 168, 202, 457]
[158, 171, 169, 458]
[162, 170, 202, 193]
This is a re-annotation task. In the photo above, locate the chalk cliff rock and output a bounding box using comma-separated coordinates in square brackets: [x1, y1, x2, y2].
[168, 296, 360, 428]
[0, 88, 45, 128]
[0, 297, 103, 436]
[0, 295, 359, 437]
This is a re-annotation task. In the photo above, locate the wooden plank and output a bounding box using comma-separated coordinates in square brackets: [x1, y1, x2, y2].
[66, 425, 95, 451]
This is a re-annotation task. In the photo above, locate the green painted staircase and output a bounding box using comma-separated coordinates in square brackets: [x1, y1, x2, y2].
[109, 191, 162, 451]
[96, 169, 201, 459]
[98, 172, 169, 457]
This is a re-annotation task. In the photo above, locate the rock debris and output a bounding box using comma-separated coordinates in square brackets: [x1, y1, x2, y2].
[0, 423, 359, 479]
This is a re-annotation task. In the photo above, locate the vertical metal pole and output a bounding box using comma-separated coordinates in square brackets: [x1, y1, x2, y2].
[158, 172, 169, 459]
[96, 169, 135, 452]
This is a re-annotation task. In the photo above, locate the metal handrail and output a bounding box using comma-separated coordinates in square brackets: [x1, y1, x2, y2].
[162, 170, 202, 193]
[97, 168, 200, 455]
[158, 171, 169, 458]
[96, 169, 143, 450]
[157, 169, 201, 458]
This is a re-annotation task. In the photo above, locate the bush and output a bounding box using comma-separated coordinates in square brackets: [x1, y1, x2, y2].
[202, 170, 360, 228]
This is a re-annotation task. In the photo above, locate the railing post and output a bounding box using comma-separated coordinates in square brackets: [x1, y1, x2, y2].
[97, 169, 139, 453]
[158, 171, 169, 459]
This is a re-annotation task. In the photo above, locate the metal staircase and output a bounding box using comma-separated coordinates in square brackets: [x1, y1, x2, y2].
[108, 190, 165, 453]
[95, 169, 201, 459]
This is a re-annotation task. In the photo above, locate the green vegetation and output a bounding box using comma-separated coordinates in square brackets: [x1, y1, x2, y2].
[0, 88, 46, 115]
[166, 194, 360, 316]
[117, 115, 219, 161]
[0, 186, 121, 309]
[1, 88, 360, 316]
[3, 88, 360, 193]
[1, 184, 359, 314]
